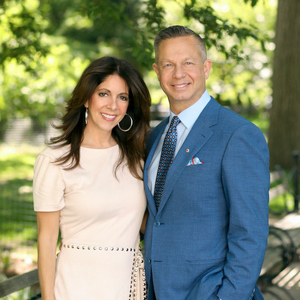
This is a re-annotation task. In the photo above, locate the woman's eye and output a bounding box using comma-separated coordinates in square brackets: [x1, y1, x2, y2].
[98, 92, 108, 97]
[120, 96, 129, 101]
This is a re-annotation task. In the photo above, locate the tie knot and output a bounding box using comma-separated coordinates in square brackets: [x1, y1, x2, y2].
[170, 116, 181, 128]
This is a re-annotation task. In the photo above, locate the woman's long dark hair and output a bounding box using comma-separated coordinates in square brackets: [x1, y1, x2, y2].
[49, 56, 151, 179]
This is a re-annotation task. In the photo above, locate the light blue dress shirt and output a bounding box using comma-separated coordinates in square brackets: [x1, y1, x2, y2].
[147, 90, 211, 195]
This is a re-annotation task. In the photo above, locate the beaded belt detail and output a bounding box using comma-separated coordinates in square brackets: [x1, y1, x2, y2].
[62, 244, 135, 252]
[129, 247, 147, 300]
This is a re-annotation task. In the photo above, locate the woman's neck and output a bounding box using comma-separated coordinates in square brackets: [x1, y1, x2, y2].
[81, 129, 117, 149]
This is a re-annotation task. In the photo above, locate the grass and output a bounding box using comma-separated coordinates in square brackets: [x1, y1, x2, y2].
[0, 144, 41, 181]
[0, 144, 43, 276]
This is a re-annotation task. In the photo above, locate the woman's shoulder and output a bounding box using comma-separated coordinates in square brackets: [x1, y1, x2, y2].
[37, 144, 70, 161]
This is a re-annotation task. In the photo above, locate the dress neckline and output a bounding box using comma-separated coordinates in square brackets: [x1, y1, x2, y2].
[80, 144, 118, 150]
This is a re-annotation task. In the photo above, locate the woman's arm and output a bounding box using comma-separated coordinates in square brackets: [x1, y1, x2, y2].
[36, 211, 60, 300]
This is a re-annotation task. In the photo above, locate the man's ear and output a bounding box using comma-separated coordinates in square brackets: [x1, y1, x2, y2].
[204, 59, 212, 80]
[153, 63, 160, 81]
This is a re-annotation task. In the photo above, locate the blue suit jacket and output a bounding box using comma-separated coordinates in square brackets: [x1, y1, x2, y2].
[143, 97, 269, 300]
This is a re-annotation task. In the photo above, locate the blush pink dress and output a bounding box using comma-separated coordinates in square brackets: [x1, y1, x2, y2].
[33, 145, 146, 300]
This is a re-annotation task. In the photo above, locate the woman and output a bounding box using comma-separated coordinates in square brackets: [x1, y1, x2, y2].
[33, 56, 150, 300]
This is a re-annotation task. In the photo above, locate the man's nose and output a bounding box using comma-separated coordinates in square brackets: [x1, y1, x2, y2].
[173, 64, 186, 79]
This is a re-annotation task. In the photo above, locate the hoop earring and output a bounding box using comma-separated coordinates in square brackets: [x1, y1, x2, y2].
[85, 107, 88, 125]
[118, 113, 133, 132]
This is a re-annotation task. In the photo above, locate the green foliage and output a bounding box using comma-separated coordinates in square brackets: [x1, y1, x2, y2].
[77, 0, 166, 70]
[0, 0, 49, 71]
[0, 37, 90, 126]
[201, 0, 275, 112]
[0, 0, 277, 130]
[243, 0, 260, 7]
[0, 287, 37, 300]
[183, 3, 268, 61]
[269, 193, 295, 215]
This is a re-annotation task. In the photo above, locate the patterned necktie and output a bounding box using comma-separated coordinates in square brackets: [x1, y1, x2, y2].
[154, 116, 181, 210]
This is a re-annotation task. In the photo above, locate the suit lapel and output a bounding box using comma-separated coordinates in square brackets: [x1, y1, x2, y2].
[156, 98, 220, 216]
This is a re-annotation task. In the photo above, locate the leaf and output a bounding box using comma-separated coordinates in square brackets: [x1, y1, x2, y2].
[243, 0, 260, 7]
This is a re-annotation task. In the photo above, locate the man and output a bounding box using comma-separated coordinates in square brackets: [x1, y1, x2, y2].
[143, 25, 269, 300]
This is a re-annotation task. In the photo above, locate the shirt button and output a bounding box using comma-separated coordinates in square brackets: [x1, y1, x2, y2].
[154, 221, 161, 227]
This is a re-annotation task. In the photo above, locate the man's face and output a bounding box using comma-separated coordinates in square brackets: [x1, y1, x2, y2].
[153, 36, 212, 114]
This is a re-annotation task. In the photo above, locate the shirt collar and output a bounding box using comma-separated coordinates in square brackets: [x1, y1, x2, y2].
[169, 89, 211, 129]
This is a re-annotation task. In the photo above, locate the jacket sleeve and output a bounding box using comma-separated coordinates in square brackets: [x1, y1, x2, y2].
[217, 123, 269, 300]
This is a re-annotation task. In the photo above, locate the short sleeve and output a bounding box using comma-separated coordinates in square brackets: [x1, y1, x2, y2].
[33, 153, 66, 212]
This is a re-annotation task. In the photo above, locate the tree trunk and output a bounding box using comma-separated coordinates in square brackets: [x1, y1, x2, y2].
[268, 0, 300, 170]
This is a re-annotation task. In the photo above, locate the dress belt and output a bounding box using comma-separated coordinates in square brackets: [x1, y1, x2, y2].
[62, 243, 135, 252]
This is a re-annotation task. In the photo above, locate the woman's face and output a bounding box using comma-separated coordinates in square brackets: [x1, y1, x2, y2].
[85, 74, 129, 135]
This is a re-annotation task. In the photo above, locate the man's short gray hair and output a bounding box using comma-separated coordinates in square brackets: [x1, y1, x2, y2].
[154, 25, 207, 64]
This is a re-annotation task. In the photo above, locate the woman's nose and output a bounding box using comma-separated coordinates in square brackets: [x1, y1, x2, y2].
[107, 96, 117, 110]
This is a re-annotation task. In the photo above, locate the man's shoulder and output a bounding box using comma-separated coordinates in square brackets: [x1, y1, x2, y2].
[203, 97, 252, 127]
[218, 104, 256, 128]
[205, 97, 262, 136]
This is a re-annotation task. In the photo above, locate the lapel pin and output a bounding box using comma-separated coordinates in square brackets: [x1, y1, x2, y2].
[186, 149, 190, 153]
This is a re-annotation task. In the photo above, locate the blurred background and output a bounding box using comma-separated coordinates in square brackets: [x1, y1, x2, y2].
[0, 0, 299, 299]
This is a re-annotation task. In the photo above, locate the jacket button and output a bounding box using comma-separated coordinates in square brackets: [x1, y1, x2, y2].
[154, 221, 161, 227]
